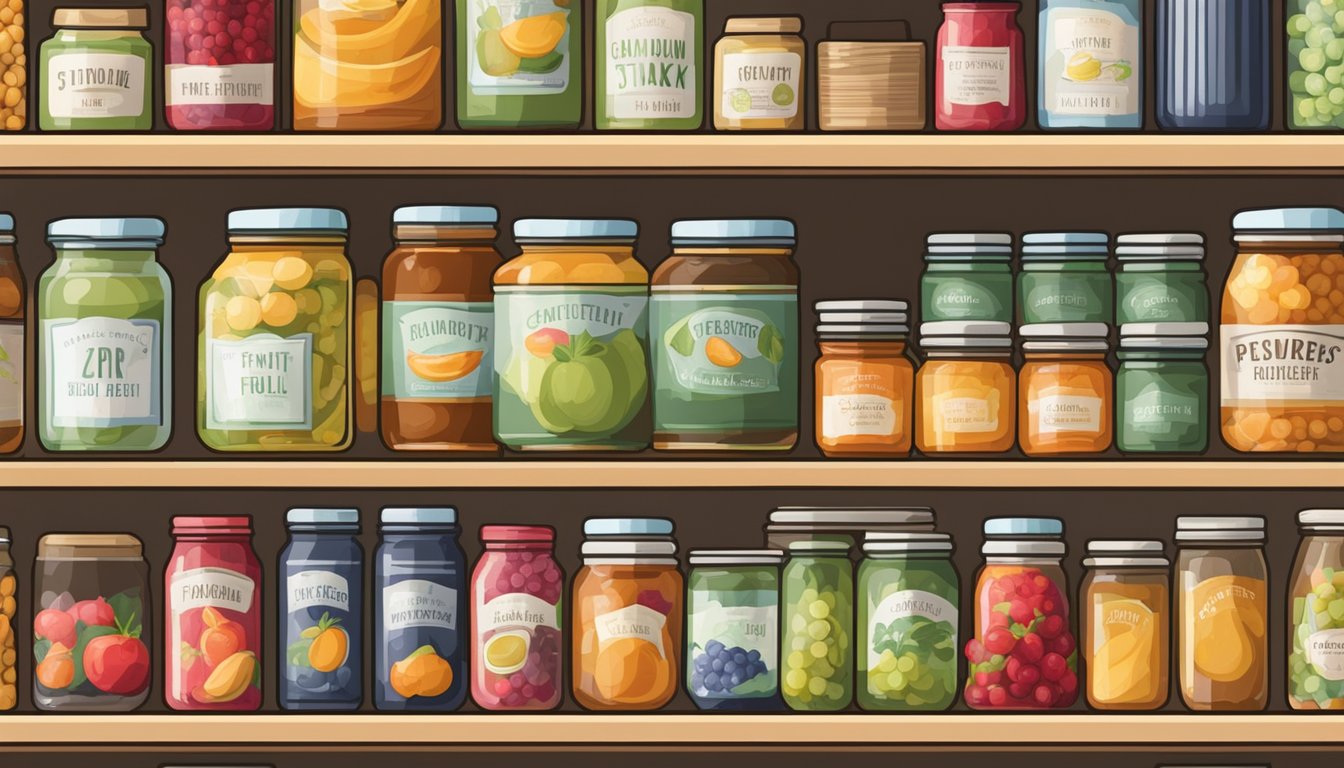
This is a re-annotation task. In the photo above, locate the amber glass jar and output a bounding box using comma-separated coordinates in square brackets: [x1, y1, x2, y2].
[381, 206, 500, 452]
[1018, 323, 1112, 456]
[0, 214, 22, 454]
[1081, 540, 1170, 711]
[813, 301, 913, 457]
[1288, 509, 1344, 710]
[915, 321, 1015, 454]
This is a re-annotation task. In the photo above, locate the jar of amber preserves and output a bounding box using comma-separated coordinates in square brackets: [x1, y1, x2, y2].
[1223, 207, 1344, 452]
[915, 321, 1015, 454]
[814, 300, 913, 457]
[1018, 323, 1112, 456]
[381, 206, 500, 452]
[1082, 540, 1169, 711]
[0, 214, 22, 454]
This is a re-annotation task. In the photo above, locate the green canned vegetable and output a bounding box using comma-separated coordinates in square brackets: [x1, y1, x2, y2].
[921, 233, 1014, 323]
[1116, 234, 1208, 324]
[1019, 232, 1113, 325]
[1116, 323, 1208, 454]
[782, 540, 853, 711]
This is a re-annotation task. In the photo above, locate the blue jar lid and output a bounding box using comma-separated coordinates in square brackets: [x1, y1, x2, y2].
[584, 517, 675, 537]
[287, 508, 360, 526]
[0, 213, 12, 232]
[670, 219, 796, 245]
[393, 206, 499, 225]
[1233, 207, 1344, 232]
[1022, 232, 1109, 246]
[227, 207, 348, 233]
[514, 219, 638, 240]
[381, 507, 457, 525]
[47, 217, 165, 244]
[984, 517, 1063, 536]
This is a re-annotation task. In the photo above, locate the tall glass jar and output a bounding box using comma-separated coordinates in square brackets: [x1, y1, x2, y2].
[1288, 0, 1344, 130]
[381, 206, 501, 452]
[858, 533, 958, 712]
[1289, 509, 1344, 710]
[0, 528, 12, 711]
[39, 218, 171, 452]
[33, 534, 151, 711]
[1116, 233, 1208, 325]
[165, 0, 276, 130]
[782, 539, 853, 711]
[814, 305, 914, 458]
[471, 525, 564, 711]
[1018, 323, 1113, 456]
[0, 0, 24, 131]
[0, 214, 22, 453]
[915, 321, 1016, 454]
[1081, 540, 1170, 711]
[921, 233, 1014, 323]
[1176, 516, 1268, 711]
[596, 0, 703, 130]
[1116, 323, 1209, 454]
[1156, 0, 1268, 130]
[198, 208, 352, 452]
[935, 2, 1026, 131]
[1019, 232, 1113, 325]
[685, 549, 781, 711]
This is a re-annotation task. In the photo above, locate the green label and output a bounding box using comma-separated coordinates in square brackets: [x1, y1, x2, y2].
[382, 301, 493, 400]
[469, 0, 573, 96]
[923, 277, 1009, 321]
[1118, 275, 1206, 323]
[655, 296, 790, 396]
[1022, 273, 1112, 323]
[1124, 387, 1199, 433]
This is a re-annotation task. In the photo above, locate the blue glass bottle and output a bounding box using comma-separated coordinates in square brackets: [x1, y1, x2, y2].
[374, 507, 468, 711]
[1156, 0, 1270, 130]
[279, 508, 363, 711]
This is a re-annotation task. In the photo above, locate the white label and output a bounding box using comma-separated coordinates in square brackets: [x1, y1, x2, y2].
[1221, 324, 1344, 404]
[288, 570, 350, 613]
[207, 334, 312, 430]
[165, 64, 274, 106]
[1031, 393, 1103, 433]
[720, 51, 801, 119]
[690, 601, 777, 669]
[499, 287, 648, 340]
[477, 592, 559, 635]
[0, 321, 21, 425]
[1043, 9, 1138, 117]
[595, 603, 667, 657]
[384, 579, 458, 631]
[867, 589, 958, 667]
[942, 46, 1011, 107]
[1307, 627, 1344, 681]
[46, 53, 147, 118]
[47, 317, 160, 428]
[171, 567, 256, 614]
[936, 395, 997, 433]
[823, 394, 898, 439]
[605, 7, 696, 119]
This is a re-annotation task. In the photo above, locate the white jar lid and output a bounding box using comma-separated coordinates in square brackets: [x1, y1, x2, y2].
[770, 507, 936, 526]
[1299, 509, 1344, 531]
[688, 549, 784, 566]
[815, 299, 909, 313]
[1176, 516, 1265, 542]
[863, 532, 953, 554]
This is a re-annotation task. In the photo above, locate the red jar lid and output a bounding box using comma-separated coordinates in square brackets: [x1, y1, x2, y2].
[481, 525, 553, 543]
[172, 516, 253, 535]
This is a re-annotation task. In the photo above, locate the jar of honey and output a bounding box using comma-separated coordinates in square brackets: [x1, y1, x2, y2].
[915, 321, 1015, 454]
[814, 300, 914, 457]
[1081, 540, 1170, 711]
[1018, 323, 1112, 456]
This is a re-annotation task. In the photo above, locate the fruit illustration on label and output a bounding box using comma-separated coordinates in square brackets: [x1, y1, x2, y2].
[513, 330, 646, 436]
[704, 337, 742, 368]
[525, 328, 569, 358]
[195, 650, 257, 703]
[200, 606, 247, 667]
[390, 644, 454, 698]
[771, 83, 795, 106]
[406, 350, 483, 382]
[483, 630, 528, 675]
[301, 612, 350, 673]
[477, 5, 567, 78]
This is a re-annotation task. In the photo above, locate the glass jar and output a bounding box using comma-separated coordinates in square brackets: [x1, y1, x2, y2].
[858, 533, 958, 712]
[1289, 509, 1344, 710]
[921, 233, 1014, 323]
[1288, 0, 1344, 130]
[915, 321, 1016, 454]
[1037, 0, 1140, 129]
[1116, 323, 1209, 454]
[1018, 323, 1113, 456]
[935, 2, 1026, 131]
[713, 16, 805, 131]
[1081, 540, 1170, 711]
[1019, 232, 1113, 325]
[572, 518, 682, 711]
[39, 8, 153, 130]
[39, 218, 172, 452]
[814, 302, 914, 457]
[198, 208, 352, 452]
[651, 219, 798, 451]
[455, 0, 581, 129]
[374, 507, 467, 711]
[1222, 207, 1344, 452]
[381, 206, 501, 452]
[494, 219, 650, 451]
[165, 0, 275, 130]
[0, 527, 12, 711]
[0, 0, 24, 130]
[781, 539, 853, 711]
[1156, 0, 1269, 130]
[294, 0, 441, 130]
[0, 214, 22, 454]
[1176, 516, 1268, 711]
[1116, 233, 1208, 324]
[471, 525, 563, 711]
[165, 517, 262, 711]
[964, 517, 1077, 710]
[686, 549, 781, 710]
[279, 508, 362, 711]
[596, 0, 703, 130]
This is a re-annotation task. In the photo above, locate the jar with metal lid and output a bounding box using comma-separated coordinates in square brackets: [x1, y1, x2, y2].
[381, 205, 501, 453]
[1081, 540, 1170, 711]
[198, 207, 352, 452]
[915, 321, 1016, 454]
[1020, 232, 1112, 325]
[0, 214, 22, 453]
[935, 2, 1026, 131]
[1037, 0, 1141, 130]
[921, 233, 1014, 323]
[1176, 516, 1268, 711]
[713, 16, 805, 131]
[1288, 509, 1344, 710]
[1018, 323, 1112, 456]
[1116, 233, 1208, 324]
[686, 548, 781, 710]
[766, 506, 936, 552]
[782, 539, 853, 711]
[39, 7, 153, 130]
[1117, 322, 1208, 454]
[34, 533, 151, 711]
[0, 527, 12, 711]
[814, 300, 913, 457]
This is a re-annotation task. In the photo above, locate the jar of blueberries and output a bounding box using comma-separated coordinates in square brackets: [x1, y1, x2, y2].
[685, 549, 782, 710]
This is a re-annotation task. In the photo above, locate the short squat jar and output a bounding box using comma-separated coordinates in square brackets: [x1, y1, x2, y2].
[39, 7, 153, 131]
[1115, 233, 1208, 324]
[915, 321, 1016, 454]
[921, 233, 1014, 323]
[685, 549, 782, 710]
[1019, 232, 1113, 325]
[1018, 323, 1113, 456]
[713, 16, 805, 131]
[813, 302, 914, 457]
[1116, 323, 1208, 454]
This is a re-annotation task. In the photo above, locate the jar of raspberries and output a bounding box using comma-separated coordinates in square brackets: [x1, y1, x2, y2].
[964, 517, 1078, 710]
[164, 0, 275, 130]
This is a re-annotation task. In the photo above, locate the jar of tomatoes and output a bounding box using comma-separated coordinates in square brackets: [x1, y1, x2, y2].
[964, 517, 1078, 710]
[165, 516, 262, 711]
[471, 525, 564, 711]
[164, 0, 275, 130]
[935, 2, 1026, 131]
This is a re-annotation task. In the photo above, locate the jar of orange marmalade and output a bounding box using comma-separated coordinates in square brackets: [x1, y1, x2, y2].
[915, 321, 1015, 454]
[1018, 323, 1113, 456]
[814, 300, 914, 457]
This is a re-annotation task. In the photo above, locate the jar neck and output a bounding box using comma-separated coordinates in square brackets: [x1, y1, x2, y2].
[1235, 237, 1343, 253]
[55, 247, 157, 262]
[671, 246, 794, 257]
[229, 236, 347, 250]
[517, 243, 636, 258]
[1023, 352, 1108, 362]
[925, 350, 1012, 360]
[819, 340, 908, 355]
[1118, 350, 1205, 362]
[484, 540, 554, 553]
[394, 225, 498, 244]
[174, 533, 252, 544]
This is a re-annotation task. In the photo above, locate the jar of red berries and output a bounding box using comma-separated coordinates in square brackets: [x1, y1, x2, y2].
[164, 0, 275, 130]
[470, 525, 564, 711]
[963, 517, 1078, 710]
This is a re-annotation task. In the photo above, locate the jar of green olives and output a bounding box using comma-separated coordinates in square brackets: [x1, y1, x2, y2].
[781, 539, 853, 711]
[198, 208, 352, 451]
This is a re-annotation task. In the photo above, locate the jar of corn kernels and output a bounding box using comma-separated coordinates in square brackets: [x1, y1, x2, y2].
[1222, 207, 1344, 452]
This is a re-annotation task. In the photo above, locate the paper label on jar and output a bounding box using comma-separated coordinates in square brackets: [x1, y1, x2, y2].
[1307, 627, 1344, 681]
[823, 394, 899, 439]
[171, 567, 256, 614]
[1043, 9, 1139, 117]
[46, 316, 161, 428]
[595, 603, 667, 658]
[165, 64, 274, 106]
[605, 6, 697, 119]
[720, 52, 801, 120]
[867, 590, 957, 667]
[207, 333, 313, 431]
[941, 46, 1011, 107]
[0, 321, 21, 426]
[477, 592, 559, 635]
[1031, 393, 1103, 433]
[384, 579, 458, 632]
[934, 395, 998, 433]
[689, 596, 776, 668]
[468, 0, 572, 96]
[1127, 388, 1200, 429]
[1221, 324, 1344, 404]
[383, 301, 493, 401]
[288, 570, 351, 614]
[46, 53, 148, 118]
[652, 294, 793, 396]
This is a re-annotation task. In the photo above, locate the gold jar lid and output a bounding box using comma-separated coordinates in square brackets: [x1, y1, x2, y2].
[39, 534, 144, 559]
[52, 7, 150, 30]
[725, 16, 803, 35]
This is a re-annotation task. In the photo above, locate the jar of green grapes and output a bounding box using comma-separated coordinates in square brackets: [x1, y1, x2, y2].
[781, 539, 853, 711]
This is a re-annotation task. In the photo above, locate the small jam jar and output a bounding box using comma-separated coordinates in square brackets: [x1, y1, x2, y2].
[1018, 323, 1113, 456]
[935, 2, 1026, 131]
[915, 321, 1016, 454]
[814, 300, 914, 457]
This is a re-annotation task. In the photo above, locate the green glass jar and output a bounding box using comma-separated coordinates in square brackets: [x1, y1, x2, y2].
[858, 533, 959, 712]
[685, 549, 782, 711]
[456, 0, 582, 129]
[596, 0, 703, 130]
[39, 8, 153, 131]
[1019, 232, 1113, 325]
[781, 539, 853, 711]
[1116, 233, 1208, 324]
[1116, 322, 1208, 454]
[921, 233, 1014, 322]
[39, 218, 172, 451]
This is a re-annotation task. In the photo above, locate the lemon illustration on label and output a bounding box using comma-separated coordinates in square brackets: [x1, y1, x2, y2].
[1065, 52, 1102, 82]
[484, 630, 529, 675]
[771, 83, 795, 107]
[730, 88, 752, 113]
